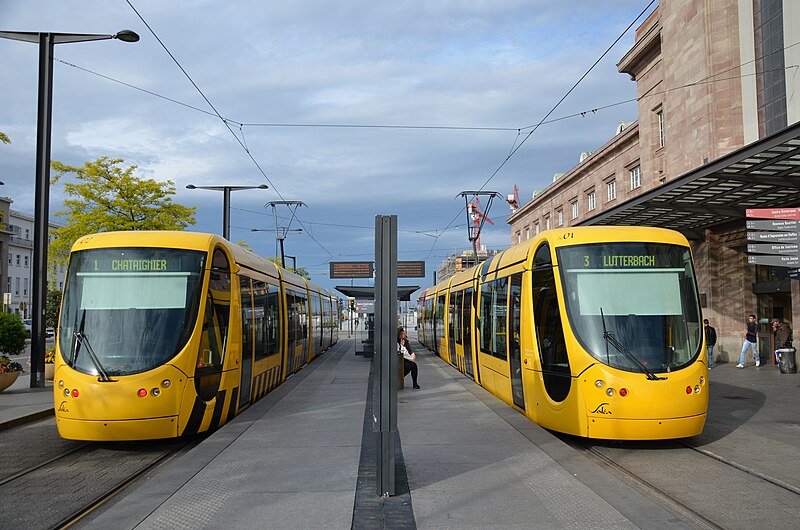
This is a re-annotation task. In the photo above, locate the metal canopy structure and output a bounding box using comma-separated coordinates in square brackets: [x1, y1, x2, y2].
[581, 121, 800, 239]
[335, 285, 420, 302]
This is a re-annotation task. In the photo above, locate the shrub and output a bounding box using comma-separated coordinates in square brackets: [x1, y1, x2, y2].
[0, 313, 27, 356]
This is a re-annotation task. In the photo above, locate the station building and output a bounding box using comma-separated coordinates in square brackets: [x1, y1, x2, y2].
[508, 0, 800, 362]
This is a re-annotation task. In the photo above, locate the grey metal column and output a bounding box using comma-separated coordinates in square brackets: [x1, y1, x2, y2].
[373, 215, 398, 496]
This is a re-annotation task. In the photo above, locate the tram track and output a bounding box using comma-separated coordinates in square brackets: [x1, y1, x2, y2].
[564, 435, 800, 530]
[0, 417, 197, 530]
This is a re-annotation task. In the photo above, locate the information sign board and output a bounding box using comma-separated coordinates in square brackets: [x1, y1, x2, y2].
[746, 231, 799, 243]
[330, 261, 374, 279]
[746, 219, 799, 231]
[747, 254, 800, 267]
[397, 260, 425, 278]
[747, 243, 800, 256]
[746, 207, 800, 220]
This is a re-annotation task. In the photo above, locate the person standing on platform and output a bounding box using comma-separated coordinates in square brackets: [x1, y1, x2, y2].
[704, 319, 716, 369]
[772, 318, 792, 363]
[397, 328, 420, 389]
[737, 314, 759, 368]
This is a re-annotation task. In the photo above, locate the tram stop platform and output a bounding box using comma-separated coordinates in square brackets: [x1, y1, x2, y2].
[2, 332, 800, 528]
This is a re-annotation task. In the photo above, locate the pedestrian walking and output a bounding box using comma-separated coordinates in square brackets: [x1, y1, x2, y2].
[704, 319, 717, 368]
[737, 314, 759, 368]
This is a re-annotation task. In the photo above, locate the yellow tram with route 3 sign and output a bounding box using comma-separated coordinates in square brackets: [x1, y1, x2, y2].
[418, 226, 707, 440]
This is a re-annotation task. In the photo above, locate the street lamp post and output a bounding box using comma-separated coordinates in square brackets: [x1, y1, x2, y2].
[186, 184, 268, 240]
[0, 29, 139, 388]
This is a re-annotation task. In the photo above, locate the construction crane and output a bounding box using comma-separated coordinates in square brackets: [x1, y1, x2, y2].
[468, 197, 493, 251]
[457, 190, 501, 263]
[507, 184, 519, 212]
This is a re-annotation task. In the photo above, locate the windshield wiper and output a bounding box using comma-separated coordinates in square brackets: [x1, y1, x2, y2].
[600, 307, 665, 381]
[72, 309, 114, 383]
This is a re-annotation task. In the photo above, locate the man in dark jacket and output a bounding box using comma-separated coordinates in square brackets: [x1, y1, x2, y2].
[772, 318, 792, 363]
[704, 319, 717, 369]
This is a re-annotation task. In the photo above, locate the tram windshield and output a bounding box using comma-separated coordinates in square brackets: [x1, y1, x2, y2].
[558, 242, 702, 373]
[59, 247, 206, 376]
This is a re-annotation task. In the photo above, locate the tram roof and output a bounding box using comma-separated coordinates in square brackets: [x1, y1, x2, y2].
[580, 121, 800, 239]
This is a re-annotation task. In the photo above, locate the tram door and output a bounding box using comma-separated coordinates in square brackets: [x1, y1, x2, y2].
[239, 277, 254, 408]
[508, 273, 525, 410]
[463, 289, 474, 379]
[448, 292, 458, 368]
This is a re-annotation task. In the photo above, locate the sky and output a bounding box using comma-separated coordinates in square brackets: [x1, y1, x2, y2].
[0, 0, 655, 298]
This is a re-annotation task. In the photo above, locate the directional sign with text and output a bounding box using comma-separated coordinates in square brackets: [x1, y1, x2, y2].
[746, 207, 800, 220]
[746, 219, 799, 231]
[747, 243, 800, 255]
[747, 254, 800, 267]
[746, 231, 799, 243]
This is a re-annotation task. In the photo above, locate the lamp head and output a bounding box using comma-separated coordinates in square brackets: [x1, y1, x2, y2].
[114, 30, 140, 43]
[185, 184, 197, 189]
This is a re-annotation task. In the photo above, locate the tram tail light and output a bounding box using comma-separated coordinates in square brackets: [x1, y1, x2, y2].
[619, 388, 628, 397]
[686, 386, 692, 395]
[71, 389, 79, 398]
[137, 388, 148, 398]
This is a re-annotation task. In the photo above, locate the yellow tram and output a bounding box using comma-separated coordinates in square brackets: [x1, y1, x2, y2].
[53, 231, 338, 441]
[418, 226, 707, 440]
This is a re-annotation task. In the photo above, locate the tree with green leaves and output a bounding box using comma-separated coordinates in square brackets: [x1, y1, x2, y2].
[49, 157, 196, 273]
[46, 289, 62, 329]
[0, 132, 9, 144]
[0, 313, 27, 356]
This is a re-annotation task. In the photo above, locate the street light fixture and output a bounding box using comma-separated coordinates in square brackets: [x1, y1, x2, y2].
[0, 29, 139, 388]
[186, 184, 268, 240]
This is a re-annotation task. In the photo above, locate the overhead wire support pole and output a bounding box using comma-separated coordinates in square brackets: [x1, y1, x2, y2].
[266, 200, 306, 268]
[457, 191, 501, 264]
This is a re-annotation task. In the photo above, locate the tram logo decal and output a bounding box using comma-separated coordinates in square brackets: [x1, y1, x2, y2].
[58, 401, 70, 413]
[590, 403, 612, 415]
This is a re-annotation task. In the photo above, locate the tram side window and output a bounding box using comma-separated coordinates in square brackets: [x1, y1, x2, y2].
[198, 248, 231, 370]
[253, 280, 281, 360]
[435, 295, 446, 345]
[240, 276, 254, 362]
[480, 282, 493, 353]
[491, 278, 508, 360]
[532, 243, 571, 402]
[452, 291, 462, 344]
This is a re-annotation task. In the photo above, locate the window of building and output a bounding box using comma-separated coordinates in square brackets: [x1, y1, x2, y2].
[630, 165, 641, 190]
[557, 209, 563, 227]
[516, 231, 521, 244]
[534, 222, 540, 235]
[545, 215, 551, 230]
[571, 199, 579, 220]
[587, 190, 596, 211]
[23, 278, 28, 297]
[25, 228, 30, 240]
[24, 256, 28, 268]
[754, 0, 787, 137]
[525, 226, 530, 240]
[14, 277, 20, 296]
[607, 179, 617, 201]
[15, 255, 20, 267]
[657, 109, 665, 148]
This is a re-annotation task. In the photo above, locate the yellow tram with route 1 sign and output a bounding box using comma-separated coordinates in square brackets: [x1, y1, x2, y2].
[53, 231, 338, 441]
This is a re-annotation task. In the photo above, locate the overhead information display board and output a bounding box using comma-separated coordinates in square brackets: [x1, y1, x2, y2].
[397, 260, 425, 278]
[330, 261, 374, 279]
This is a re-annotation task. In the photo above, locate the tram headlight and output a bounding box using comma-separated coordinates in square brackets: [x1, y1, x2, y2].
[595, 380, 604, 388]
[694, 385, 701, 394]
[58, 380, 65, 388]
[699, 376, 705, 385]
[64, 388, 71, 397]
[161, 379, 171, 388]
[151, 388, 161, 397]
[606, 388, 615, 397]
